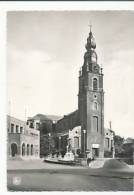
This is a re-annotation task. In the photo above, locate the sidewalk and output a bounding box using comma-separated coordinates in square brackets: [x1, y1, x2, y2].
[7, 159, 83, 170]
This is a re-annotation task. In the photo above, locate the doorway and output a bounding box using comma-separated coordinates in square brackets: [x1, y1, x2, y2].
[92, 148, 99, 158]
[11, 143, 18, 157]
[22, 143, 25, 156]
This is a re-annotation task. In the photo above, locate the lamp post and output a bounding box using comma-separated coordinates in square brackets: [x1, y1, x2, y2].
[48, 133, 51, 155]
[112, 132, 115, 159]
[59, 136, 61, 153]
[83, 129, 86, 157]
[66, 136, 70, 153]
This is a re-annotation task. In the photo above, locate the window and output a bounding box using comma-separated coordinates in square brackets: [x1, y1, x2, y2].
[11, 143, 17, 157]
[27, 144, 30, 156]
[93, 116, 98, 132]
[22, 143, 25, 156]
[20, 127, 23, 133]
[93, 78, 98, 91]
[30, 122, 34, 128]
[16, 125, 19, 133]
[36, 123, 40, 130]
[11, 124, 14, 133]
[94, 102, 98, 110]
[31, 145, 33, 155]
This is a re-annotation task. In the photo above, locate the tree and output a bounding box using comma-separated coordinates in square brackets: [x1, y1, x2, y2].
[123, 138, 134, 158]
[114, 135, 125, 157]
[40, 122, 52, 134]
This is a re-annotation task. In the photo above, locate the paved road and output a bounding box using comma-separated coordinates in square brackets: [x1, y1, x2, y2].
[7, 161, 133, 191]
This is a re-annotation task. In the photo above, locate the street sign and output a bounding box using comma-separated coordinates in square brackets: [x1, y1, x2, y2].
[92, 144, 99, 148]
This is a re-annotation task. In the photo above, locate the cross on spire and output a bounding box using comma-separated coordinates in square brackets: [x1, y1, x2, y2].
[89, 21, 92, 32]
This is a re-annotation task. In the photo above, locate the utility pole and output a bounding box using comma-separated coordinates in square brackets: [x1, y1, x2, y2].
[59, 136, 61, 153]
[109, 120, 115, 159]
[48, 133, 51, 155]
[109, 120, 112, 130]
[24, 108, 27, 122]
[83, 129, 86, 158]
[24, 107, 27, 134]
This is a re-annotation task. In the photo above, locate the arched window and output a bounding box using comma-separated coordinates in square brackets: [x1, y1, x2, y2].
[11, 124, 14, 133]
[93, 78, 98, 91]
[20, 127, 23, 133]
[94, 102, 98, 110]
[22, 143, 25, 156]
[27, 144, 30, 156]
[11, 143, 17, 157]
[16, 125, 19, 133]
[31, 144, 33, 155]
[92, 116, 98, 132]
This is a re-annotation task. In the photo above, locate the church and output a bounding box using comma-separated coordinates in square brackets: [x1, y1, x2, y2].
[27, 27, 114, 159]
[54, 27, 105, 158]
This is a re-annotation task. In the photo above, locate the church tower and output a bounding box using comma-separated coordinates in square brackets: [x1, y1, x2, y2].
[78, 27, 104, 158]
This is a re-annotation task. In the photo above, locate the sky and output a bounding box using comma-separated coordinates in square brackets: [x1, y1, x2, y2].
[7, 11, 134, 138]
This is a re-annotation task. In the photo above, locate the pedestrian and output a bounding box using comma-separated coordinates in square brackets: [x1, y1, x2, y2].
[87, 152, 92, 165]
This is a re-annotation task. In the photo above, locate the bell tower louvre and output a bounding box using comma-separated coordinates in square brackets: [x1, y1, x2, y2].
[78, 26, 105, 158]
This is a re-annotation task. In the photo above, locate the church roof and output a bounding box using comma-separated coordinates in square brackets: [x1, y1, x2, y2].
[64, 110, 78, 117]
[29, 114, 62, 121]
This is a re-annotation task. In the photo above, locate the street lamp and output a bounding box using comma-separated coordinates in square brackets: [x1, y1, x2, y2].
[48, 133, 51, 155]
[112, 132, 115, 159]
[66, 136, 70, 153]
[83, 129, 86, 157]
[59, 136, 61, 153]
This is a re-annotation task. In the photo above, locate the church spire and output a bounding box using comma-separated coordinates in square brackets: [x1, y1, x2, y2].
[82, 24, 100, 74]
[85, 24, 96, 51]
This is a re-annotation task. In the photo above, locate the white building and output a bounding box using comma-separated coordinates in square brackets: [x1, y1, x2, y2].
[7, 115, 40, 160]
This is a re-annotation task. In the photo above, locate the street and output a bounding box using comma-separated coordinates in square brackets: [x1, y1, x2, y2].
[7, 160, 133, 191]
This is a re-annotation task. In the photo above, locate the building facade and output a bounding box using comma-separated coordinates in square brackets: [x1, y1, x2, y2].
[27, 114, 61, 157]
[68, 126, 81, 155]
[104, 128, 114, 152]
[7, 115, 40, 159]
